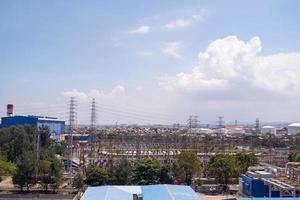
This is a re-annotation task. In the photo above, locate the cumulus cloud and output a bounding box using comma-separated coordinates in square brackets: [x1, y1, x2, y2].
[161, 41, 182, 58]
[159, 35, 300, 96]
[162, 15, 202, 30]
[61, 85, 126, 101]
[128, 25, 150, 34]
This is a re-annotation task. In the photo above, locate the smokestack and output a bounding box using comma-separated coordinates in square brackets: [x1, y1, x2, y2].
[7, 104, 13, 117]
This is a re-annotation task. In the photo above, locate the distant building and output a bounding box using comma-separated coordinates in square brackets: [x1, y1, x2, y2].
[261, 126, 276, 135]
[287, 123, 300, 135]
[1, 115, 65, 139]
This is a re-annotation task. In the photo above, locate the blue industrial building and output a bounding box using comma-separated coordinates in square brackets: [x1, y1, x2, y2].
[240, 171, 299, 198]
[241, 175, 271, 197]
[1, 115, 65, 139]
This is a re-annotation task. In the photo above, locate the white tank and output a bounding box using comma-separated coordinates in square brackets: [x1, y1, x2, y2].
[261, 125, 276, 135]
[288, 123, 300, 135]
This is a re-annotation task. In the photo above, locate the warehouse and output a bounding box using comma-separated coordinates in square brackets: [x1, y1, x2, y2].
[1, 115, 65, 139]
[81, 184, 202, 200]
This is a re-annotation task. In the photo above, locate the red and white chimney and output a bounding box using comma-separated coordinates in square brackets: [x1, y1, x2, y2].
[7, 104, 13, 117]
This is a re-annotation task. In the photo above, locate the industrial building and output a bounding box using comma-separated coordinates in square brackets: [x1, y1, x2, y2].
[261, 126, 276, 135]
[240, 163, 300, 197]
[1, 115, 65, 139]
[81, 184, 202, 200]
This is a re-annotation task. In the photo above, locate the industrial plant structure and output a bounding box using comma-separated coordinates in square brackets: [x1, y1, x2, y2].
[1, 115, 65, 139]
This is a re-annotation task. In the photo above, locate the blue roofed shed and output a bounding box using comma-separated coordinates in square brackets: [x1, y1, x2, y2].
[142, 184, 201, 200]
[81, 184, 202, 200]
[81, 186, 141, 200]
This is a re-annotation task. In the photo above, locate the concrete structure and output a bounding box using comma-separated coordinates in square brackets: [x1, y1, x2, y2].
[1, 115, 65, 139]
[288, 123, 300, 135]
[261, 126, 276, 135]
[81, 184, 201, 200]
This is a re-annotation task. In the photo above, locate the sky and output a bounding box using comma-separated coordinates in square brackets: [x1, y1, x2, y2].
[1, 0, 300, 125]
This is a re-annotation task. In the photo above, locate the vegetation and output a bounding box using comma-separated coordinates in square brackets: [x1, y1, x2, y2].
[159, 165, 172, 184]
[0, 126, 64, 191]
[206, 154, 240, 187]
[235, 151, 259, 174]
[288, 152, 300, 162]
[176, 151, 200, 185]
[108, 158, 131, 185]
[131, 158, 161, 185]
[85, 164, 108, 186]
[73, 174, 85, 190]
[12, 153, 36, 191]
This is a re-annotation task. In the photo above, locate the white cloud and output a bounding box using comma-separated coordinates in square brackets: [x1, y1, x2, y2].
[128, 25, 150, 34]
[162, 15, 202, 30]
[61, 85, 126, 102]
[159, 35, 300, 96]
[161, 41, 182, 58]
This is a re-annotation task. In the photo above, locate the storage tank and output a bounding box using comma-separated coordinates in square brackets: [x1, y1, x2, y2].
[288, 123, 300, 135]
[261, 125, 276, 135]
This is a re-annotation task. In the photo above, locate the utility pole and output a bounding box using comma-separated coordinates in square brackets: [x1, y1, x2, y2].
[68, 97, 76, 183]
[255, 118, 260, 134]
[34, 126, 40, 180]
[217, 116, 225, 152]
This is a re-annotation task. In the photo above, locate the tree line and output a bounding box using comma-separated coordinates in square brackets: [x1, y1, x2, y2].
[74, 151, 258, 190]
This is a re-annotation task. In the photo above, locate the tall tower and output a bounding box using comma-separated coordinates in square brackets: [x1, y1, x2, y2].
[90, 98, 97, 144]
[255, 117, 260, 134]
[68, 97, 76, 173]
[187, 115, 199, 134]
[217, 116, 224, 129]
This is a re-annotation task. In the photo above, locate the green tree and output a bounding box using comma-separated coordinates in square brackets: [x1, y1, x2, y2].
[176, 151, 200, 185]
[73, 174, 85, 190]
[131, 158, 161, 185]
[159, 165, 172, 184]
[206, 154, 239, 187]
[0, 156, 15, 183]
[108, 158, 131, 185]
[171, 161, 185, 183]
[85, 164, 108, 186]
[7, 127, 32, 163]
[288, 152, 300, 162]
[39, 160, 52, 192]
[0, 160, 16, 176]
[235, 151, 259, 174]
[50, 157, 63, 190]
[12, 153, 35, 191]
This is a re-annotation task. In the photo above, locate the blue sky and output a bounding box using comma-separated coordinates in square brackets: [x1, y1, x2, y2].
[1, 0, 300, 124]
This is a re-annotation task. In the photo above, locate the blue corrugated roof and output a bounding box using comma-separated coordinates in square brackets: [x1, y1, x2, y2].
[142, 184, 201, 200]
[81, 186, 135, 200]
[81, 184, 202, 200]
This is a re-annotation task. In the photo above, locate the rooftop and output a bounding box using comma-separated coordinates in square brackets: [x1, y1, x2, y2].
[81, 184, 201, 200]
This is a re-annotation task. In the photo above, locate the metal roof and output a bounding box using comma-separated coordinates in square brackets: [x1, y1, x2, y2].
[81, 185, 202, 200]
[141, 184, 201, 200]
[81, 186, 137, 200]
